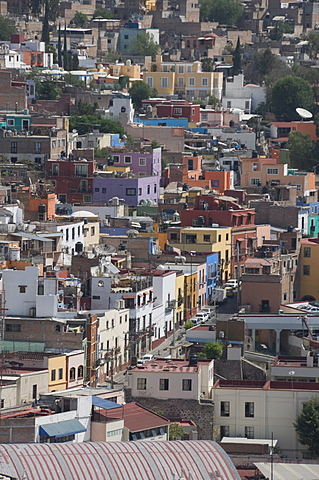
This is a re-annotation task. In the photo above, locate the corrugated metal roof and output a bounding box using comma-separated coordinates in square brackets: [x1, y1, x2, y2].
[39, 419, 86, 438]
[92, 396, 122, 409]
[255, 463, 319, 480]
[0, 441, 241, 480]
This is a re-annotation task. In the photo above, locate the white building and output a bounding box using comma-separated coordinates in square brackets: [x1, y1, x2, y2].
[127, 357, 214, 401]
[212, 379, 319, 457]
[97, 307, 130, 378]
[108, 93, 135, 124]
[2, 265, 59, 318]
[222, 74, 266, 113]
[152, 270, 177, 343]
[48, 220, 85, 255]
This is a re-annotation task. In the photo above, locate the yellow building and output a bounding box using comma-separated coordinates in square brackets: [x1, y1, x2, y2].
[143, 55, 223, 100]
[175, 271, 185, 325]
[48, 355, 67, 392]
[91, 61, 141, 87]
[183, 269, 198, 320]
[300, 238, 319, 300]
[167, 226, 232, 283]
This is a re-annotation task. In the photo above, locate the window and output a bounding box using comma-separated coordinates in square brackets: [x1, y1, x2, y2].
[91, 226, 95, 236]
[245, 100, 250, 111]
[159, 378, 169, 390]
[202, 77, 208, 86]
[19, 286, 27, 293]
[35, 142, 42, 153]
[138, 188, 142, 195]
[102, 188, 106, 194]
[178, 77, 184, 87]
[147, 77, 153, 88]
[113, 155, 119, 163]
[218, 235, 221, 242]
[126, 188, 136, 196]
[250, 178, 261, 186]
[162, 65, 168, 72]
[32, 384, 37, 399]
[220, 426, 230, 438]
[137, 378, 147, 390]
[139, 158, 146, 166]
[178, 65, 184, 73]
[124, 156, 132, 164]
[303, 265, 310, 276]
[75, 164, 88, 177]
[221, 401, 230, 417]
[188, 77, 195, 86]
[204, 235, 210, 242]
[245, 402, 254, 417]
[52, 140, 56, 148]
[182, 379, 192, 391]
[6, 323, 21, 332]
[154, 184, 157, 193]
[161, 77, 168, 88]
[187, 65, 192, 72]
[227, 101, 231, 109]
[211, 180, 220, 187]
[51, 369, 56, 382]
[147, 185, 150, 194]
[124, 34, 129, 39]
[69, 367, 76, 381]
[58, 368, 63, 380]
[107, 428, 122, 437]
[7, 119, 14, 126]
[304, 247, 311, 258]
[55, 324, 61, 332]
[83, 195, 92, 203]
[267, 168, 279, 175]
[0, 399, 4, 408]
[174, 108, 182, 115]
[245, 426, 254, 439]
[171, 233, 177, 240]
[11, 141, 17, 153]
[78, 365, 84, 378]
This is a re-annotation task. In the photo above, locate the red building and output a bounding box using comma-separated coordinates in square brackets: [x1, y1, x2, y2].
[46, 149, 95, 204]
[141, 99, 200, 123]
[181, 194, 258, 273]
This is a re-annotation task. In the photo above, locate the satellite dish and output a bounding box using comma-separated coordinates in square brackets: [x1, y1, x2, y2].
[296, 107, 313, 120]
[54, 265, 60, 271]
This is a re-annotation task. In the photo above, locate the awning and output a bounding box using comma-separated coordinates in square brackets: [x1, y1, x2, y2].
[39, 419, 86, 438]
[92, 396, 122, 410]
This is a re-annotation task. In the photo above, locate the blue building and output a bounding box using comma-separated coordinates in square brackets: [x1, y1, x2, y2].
[206, 253, 219, 300]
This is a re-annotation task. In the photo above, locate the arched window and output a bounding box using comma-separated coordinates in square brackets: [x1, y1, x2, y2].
[69, 367, 76, 381]
[77, 365, 84, 379]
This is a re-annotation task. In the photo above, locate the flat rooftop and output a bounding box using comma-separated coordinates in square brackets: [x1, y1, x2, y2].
[214, 379, 319, 391]
[131, 358, 210, 373]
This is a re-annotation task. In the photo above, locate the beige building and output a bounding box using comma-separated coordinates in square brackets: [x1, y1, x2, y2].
[127, 357, 214, 401]
[212, 379, 319, 457]
[143, 55, 223, 100]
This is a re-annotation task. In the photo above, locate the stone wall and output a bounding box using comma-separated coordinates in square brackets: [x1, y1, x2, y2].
[125, 388, 214, 440]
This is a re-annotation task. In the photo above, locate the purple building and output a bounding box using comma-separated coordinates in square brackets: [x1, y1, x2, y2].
[108, 148, 161, 177]
[93, 175, 160, 207]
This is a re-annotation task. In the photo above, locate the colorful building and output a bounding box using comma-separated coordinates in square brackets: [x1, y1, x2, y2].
[300, 237, 319, 301]
[143, 55, 223, 100]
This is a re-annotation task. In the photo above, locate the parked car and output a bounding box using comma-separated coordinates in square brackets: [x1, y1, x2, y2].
[142, 354, 154, 362]
[224, 279, 239, 290]
[209, 288, 227, 305]
[195, 312, 209, 323]
[201, 307, 215, 319]
[224, 286, 234, 297]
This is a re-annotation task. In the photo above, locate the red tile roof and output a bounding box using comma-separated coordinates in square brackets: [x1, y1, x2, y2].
[121, 403, 170, 432]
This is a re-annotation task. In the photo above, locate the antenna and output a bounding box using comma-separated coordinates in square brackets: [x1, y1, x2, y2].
[296, 107, 313, 121]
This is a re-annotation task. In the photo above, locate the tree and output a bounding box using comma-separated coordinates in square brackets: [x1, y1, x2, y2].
[201, 341, 223, 359]
[200, 0, 243, 25]
[269, 21, 293, 41]
[119, 74, 130, 89]
[36, 80, 61, 100]
[307, 30, 319, 60]
[169, 423, 185, 441]
[185, 321, 195, 330]
[69, 114, 125, 136]
[128, 32, 160, 61]
[233, 37, 241, 75]
[41, 1, 50, 44]
[287, 131, 316, 171]
[271, 75, 313, 121]
[294, 397, 319, 456]
[73, 11, 88, 28]
[151, 406, 165, 416]
[128, 81, 151, 109]
[57, 25, 62, 67]
[247, 48, 290, 86]
[93, 8, 113, 19]
[201, 57, 214, 72]
[0, 15, 16, 41]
